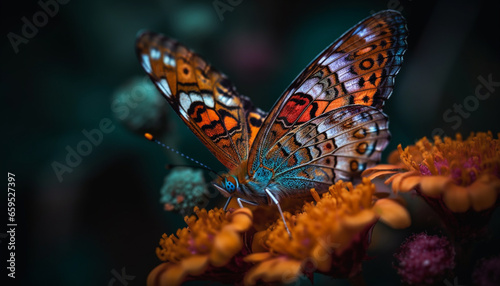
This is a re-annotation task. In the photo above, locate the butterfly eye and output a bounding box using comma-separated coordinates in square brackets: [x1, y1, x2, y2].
[224, 175, 238, 193]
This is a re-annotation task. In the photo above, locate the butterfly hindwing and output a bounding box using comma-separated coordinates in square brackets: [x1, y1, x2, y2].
[268, 105, 390, 199]
[247, 10, 407, 190]
[136, 32, 266, 170]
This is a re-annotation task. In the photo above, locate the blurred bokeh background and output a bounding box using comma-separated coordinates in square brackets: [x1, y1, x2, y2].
[2, 0, 499, 285]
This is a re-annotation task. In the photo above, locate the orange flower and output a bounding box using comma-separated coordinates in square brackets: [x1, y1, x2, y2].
[243, 178, 410, 285]
[364, 132, 500, 213]
[147, 207, 253, 286]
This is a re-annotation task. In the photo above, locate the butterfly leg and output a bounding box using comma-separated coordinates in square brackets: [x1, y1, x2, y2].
[236, 198, 258, 208]
[223, 196, 258, 210]
[265, 188, 291, 237]
[223, 196, 232, 211]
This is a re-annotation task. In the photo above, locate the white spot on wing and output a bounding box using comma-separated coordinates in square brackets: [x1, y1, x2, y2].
[327, 55, 349, 71]
[368, 125, 378, 133]
[336, 66, 358, 93]
[202, 94, 214, 108]
[179, 92, 191, 111]
[218, 95, 238, 107]
[163, 54, 176, 67]
[322, 53, 342, 66]
[190, 92, 203, 103]
[150, 49, 160, 60]
[297, 78, 319, 94]
[311, 83, 323, 97]
[179, 108, 189, 119]
[344, 80, 358, 93]
[158, 79, 172, 97]
[364, 33, 376, 42]
[318, 55, 327, 64]
[355, 27, 370, 37]
[141, 54, 152, 73]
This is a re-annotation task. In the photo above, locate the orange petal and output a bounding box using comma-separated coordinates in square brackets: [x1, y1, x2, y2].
[385, 171, 414, 186]
[341, 209, 377, 231]
[419, 176, 451, 197]
[364, 164, 403, 172]
[180, 255, 209, 276]
[229, 208, 253, 232]
[390, 171, 419, 192]
[244, 252, 273, 263]
[162, 265, 186, 286]
[374, 199, 411, 229]
[398, 176, 422, 192]
[362, 164, 401, 178]
[443, 184, 471, 212]
[210, 227, 242, 267]
[269, 259, 302, 283]
[147, 263, 185, 286]
[468, 176, 500, 211]
[311, 243, 333, 272]
[147, 263, 170, 286]
[251, 231, 268, 253]
[244, 257, 301, 286]
[365, 170, 399, 181]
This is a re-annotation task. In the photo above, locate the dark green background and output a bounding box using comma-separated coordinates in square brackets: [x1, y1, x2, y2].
[2, 0, 500, 285]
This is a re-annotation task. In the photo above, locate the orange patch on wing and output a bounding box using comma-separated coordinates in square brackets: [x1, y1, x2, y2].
[338, 35, 361, 49]
[358, 46, 374, 56]
[362, 59, 373, 69]
[248, 126, 260, 147]
[224, 116, 238, 131]
[371, 70, 382, 85]
[190, 105, 205, 120]
[205, 122, 225, 138]
[207, 109, 219, 119]
[298, 101, 329, 123]
[278, 94, 313, 123]
[247, 112, 264, 147]
[353, 90, 375, 105]
[193, 106, 220, 127]
[324, 99, 346, 113]
[196, 109, 225, 138]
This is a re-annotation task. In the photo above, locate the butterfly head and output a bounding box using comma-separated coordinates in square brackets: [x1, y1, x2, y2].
[213, 174, 240, 198]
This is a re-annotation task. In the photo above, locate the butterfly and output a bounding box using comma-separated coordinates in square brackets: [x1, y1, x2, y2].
[136, 10, 408, 234]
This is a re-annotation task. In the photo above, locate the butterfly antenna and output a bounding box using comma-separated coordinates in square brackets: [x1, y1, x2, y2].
[165, 163, 223, 180]
[144, 133, 221, 178]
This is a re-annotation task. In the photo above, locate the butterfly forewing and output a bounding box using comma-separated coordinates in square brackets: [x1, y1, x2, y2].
[247, 10, 407, 191]
[136, 32, 266, 170]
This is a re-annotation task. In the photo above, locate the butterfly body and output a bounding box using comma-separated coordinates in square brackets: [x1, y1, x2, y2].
[136, 10, 408, 211]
